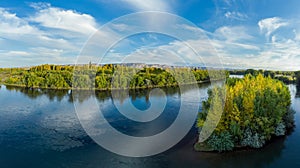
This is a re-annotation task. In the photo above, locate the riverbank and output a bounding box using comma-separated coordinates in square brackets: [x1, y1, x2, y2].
[1, 78, 224, 91]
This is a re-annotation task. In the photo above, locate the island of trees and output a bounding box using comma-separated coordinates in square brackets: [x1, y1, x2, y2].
[195, 74, 295, 152]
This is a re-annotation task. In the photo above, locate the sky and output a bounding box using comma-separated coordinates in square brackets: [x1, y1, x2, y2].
[1, 0, 300, 70]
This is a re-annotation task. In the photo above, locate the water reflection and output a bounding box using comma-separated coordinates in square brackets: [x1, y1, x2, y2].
[0, 84, 208, 150]
[165, 136, 286, 168]
[5, 85, 71, 102]
[4, 83, 211, 103]
[0, 84, 299, 167]
[296, 86, 300, 97]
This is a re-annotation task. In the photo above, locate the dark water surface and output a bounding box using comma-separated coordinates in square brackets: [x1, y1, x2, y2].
[0, 84, 300, 168]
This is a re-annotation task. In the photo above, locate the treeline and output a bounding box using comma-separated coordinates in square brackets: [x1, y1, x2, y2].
[230, 69, 296, 84]
[195, 74, 294, 152]
[0, 64, 227, 90]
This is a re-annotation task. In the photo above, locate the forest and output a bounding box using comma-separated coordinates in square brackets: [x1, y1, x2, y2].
[0, 64, 226, 90]
[1, 64, 300, 91]
[230, 69, 297, 84]
[195, 74, 295, 152]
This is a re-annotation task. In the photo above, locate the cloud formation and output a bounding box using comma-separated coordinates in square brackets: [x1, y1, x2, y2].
[1, 1, 300, 70]
[258, 17, 288, 40]
[0, 4, 98, 67]
[0, 8, 40, 36]
[29, 3, 98, 35]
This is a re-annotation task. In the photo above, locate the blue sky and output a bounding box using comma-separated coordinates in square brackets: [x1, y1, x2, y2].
[1, 0, 300, 70]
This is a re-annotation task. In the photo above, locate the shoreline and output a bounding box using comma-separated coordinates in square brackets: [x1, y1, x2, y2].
[193, 131, 293, 153]
[1, 78, 225, 91]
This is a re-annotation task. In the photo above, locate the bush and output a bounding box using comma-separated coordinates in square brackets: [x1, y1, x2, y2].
[241, 128, 265, 148]
[207, 131, 234, 152]
[275, 122, 286, 136]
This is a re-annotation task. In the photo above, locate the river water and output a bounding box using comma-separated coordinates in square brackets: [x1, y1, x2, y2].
[0, 83, 299, 168]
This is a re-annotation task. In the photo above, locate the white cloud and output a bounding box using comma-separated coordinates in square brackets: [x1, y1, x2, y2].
[208, 26, 260, 52]
[0, 50, 31, 57]
[0, 5, 101, 67]
[224, 11, 248, 21]
[258, 17, 288, 40]
[0, 8, 40, 35]
[0, 47, 76, 67]
[248, 18, 300, 70]
[101, 24, 261, 69]
[103, 37, 217, 66]
[214, 26, 253, 42]
[29, 3, 98, 35]
[0, 7, 77, 51]
[1, 3, 300, 71]
[121, 0, 171, 12]
[258, 39, 300, 70]
[213, 22, 300, 70]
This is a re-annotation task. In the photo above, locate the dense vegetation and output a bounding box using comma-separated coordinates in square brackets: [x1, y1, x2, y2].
[195, 74, 295, 152]
[230, 69, 296, 84]
[296, 71, 300, 87]
[0, 64, 226, 90]
[2, 65, 299, 90]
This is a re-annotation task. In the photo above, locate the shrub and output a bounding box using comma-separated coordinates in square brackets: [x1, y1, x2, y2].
[275, 122, 286, 136]
[207, 131, 234, 152]
[241, 128, 265, 148]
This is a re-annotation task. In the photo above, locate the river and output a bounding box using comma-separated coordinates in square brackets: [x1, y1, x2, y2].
[0, 83, 299, 168]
